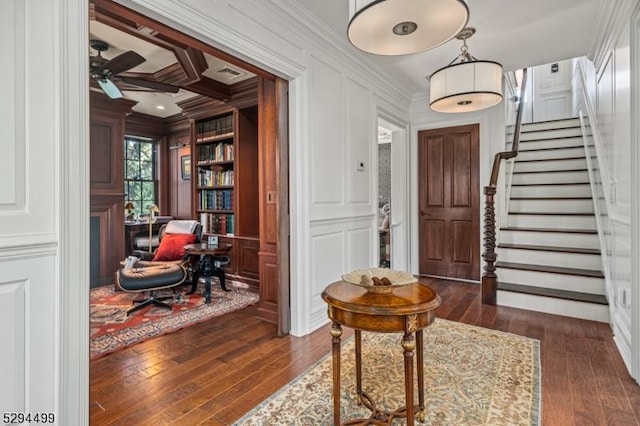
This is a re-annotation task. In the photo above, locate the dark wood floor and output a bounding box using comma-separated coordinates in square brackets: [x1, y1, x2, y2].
[90, 277, 640, 425]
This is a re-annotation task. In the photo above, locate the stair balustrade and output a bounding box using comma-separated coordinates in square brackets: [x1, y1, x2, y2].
[482, 68, 528, 305]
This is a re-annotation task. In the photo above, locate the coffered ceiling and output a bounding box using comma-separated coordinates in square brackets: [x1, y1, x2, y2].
[89, 1, 256, 118]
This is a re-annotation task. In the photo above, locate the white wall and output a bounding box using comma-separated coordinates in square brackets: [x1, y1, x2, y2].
[589, 0, 639, 381]
[0, 0, 89, 423]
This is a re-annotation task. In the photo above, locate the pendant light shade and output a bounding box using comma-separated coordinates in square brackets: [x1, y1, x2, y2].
[348, 0, 469, 56]
[428, 27, 503, 113]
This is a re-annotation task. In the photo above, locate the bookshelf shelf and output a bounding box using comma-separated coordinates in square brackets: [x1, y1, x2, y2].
[192, 106, 259, 245]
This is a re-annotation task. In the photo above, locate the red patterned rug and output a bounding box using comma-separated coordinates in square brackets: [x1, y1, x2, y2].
[90, 282, 259, 359]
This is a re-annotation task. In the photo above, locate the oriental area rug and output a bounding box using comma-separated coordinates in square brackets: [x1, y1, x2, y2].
[90, 282, 258, 359]
[235, 319, 540, 425]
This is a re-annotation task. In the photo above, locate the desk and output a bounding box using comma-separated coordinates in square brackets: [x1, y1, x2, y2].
[321, 281, 441, 426]
[124, 221, 162, 256]
[184, 243, 232, 303]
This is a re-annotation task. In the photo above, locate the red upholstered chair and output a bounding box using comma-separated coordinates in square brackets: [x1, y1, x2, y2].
[117, 220, 201, 314]
[132, 220, 202, 265]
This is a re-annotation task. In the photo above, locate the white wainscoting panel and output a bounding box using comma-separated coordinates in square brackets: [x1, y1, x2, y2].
[0, 255, 57, 414]
[0, 278, 26, 411]
[346, 77, 371, 205]
[309, 216, 376, 330]
[0, 0, 56, 237]
[0, 0, 25, 208]
[347, 226, 373, 270]
[310, 55, 344, 207]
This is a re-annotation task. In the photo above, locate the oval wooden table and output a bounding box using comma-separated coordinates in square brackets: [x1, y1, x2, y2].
[321, 280, 441, 426]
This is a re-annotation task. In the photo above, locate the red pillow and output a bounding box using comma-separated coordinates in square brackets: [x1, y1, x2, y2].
[152, 233, 197, 261]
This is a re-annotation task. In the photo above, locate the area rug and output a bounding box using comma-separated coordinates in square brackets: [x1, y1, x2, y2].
[90, 282, 259, 359]
[235, 319, 540, 425]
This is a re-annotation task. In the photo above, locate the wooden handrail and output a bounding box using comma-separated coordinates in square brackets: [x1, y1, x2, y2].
[482, 68, 528, 305]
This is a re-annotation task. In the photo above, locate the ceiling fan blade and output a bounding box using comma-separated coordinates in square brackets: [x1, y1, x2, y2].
[100, 51, 145, 76]
[97, 78, 123, 99]
[119, 76, 180, 93]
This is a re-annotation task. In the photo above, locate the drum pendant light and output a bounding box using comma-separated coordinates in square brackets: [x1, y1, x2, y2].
[428, 27, 503, 113]
[348, 0, 469, 56]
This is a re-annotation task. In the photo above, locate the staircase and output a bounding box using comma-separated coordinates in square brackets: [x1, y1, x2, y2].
[496, 117, 609, 322]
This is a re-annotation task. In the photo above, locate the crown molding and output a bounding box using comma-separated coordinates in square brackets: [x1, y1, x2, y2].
[121, 0, 412, 112]
[589, 0, 640, 72]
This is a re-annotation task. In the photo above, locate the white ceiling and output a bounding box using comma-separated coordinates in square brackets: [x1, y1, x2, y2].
[297, 0, 602, 95]
[92, 0, 603, 115]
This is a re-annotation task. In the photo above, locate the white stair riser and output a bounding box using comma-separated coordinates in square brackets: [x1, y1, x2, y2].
[520, 118, 581, 132]
[512, 171, 589, 185]
[518, 127, 583, 140]
[517, 147, 586, 161]
[507, 214, 596, 229]
[510, 184, 592, 198]
[508, 137, 583, 151]
[509, 198, 593, 213]
[496, 248, 602, 270]
[499, 230, 599, 249]
[496, 268, 604, 294]
[497, 291, 608, 322]
[514, 158, 587, 172]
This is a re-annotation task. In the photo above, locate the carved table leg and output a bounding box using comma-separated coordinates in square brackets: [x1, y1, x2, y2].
[355, 330, 362, 397]
[402, 332, 416, 426]
[416, 329, 426, 422]
[331, 322, 343, 426]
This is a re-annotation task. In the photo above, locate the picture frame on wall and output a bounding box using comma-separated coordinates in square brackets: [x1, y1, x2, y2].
[181, 155, 191, 180]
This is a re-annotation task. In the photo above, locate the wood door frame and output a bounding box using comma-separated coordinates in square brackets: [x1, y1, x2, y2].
[417, 123, 480, 281]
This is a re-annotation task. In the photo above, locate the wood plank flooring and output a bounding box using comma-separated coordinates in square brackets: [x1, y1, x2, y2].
[90, 277, 640, 425]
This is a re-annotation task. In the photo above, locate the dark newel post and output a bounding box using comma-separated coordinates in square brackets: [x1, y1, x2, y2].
[482, 185, 497, 305]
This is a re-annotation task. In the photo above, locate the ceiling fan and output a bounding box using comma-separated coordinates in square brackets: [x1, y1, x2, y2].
[89, 39, 180, 99]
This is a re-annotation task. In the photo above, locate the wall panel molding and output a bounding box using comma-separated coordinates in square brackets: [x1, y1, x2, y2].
[0, 0, 26, 210]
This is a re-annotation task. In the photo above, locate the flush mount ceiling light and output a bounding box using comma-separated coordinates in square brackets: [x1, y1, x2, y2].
[347, 0, 469, 56]
[428, 27, 503, 113]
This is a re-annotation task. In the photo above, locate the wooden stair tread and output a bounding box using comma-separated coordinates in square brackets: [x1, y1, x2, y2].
[508, 212, 594, 216]
[517, 135, 583, 142]
[500, 226, 597, 234]
[511, 182, 590, 186]
[497, 282, 608, 305]
[510, 196, 591, 200]
[515, 156, 589, 163]
[496, 261, 604, 278]
[513, 169, 588, 174]
[517, 145, 585, 152]
[497, 243, 601, 255]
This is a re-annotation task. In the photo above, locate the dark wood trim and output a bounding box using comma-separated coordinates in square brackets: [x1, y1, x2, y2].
[513, 169, 588, 174]
[518, 145, 585, 152]
[497, 243, 601, 255]
[276, 78, 290, 337]
[497, 282, 608, 304]
[496, 261, 604, 278]
[90, 0, 276, 81]
[500, 226, 597, 234]
[511, 182, 591, 186]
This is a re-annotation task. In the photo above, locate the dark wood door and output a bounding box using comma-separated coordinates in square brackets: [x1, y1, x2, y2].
[418, 124, 480, 280]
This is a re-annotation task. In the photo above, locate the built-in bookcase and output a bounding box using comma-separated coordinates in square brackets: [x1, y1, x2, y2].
[193, 107, 259, 242]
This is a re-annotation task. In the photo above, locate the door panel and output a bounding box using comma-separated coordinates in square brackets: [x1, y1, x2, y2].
[418, 124, 480, 280]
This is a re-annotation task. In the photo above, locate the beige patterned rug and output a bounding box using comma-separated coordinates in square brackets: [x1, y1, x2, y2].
[235, 319, 540, 425]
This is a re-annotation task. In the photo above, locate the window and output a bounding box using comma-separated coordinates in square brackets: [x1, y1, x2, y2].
[124, 136, 156, 217]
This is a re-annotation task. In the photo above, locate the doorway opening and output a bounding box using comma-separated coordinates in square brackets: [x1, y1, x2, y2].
[377, 123, 392, 268]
